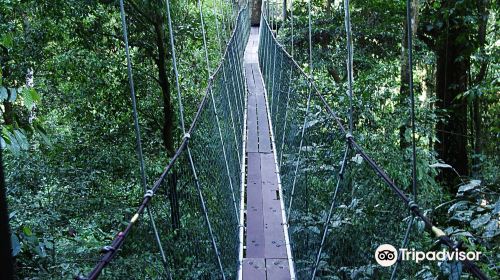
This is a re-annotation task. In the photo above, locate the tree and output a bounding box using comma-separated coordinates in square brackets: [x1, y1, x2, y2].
[420, 0, 481, 190]
[0, 148, 14, 279]
[399, 0, 419, 150]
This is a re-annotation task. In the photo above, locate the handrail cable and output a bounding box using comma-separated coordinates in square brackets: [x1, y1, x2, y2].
[79, 3, 250, 278]
[260, 14, 488, 280]
[119, 1, 171, 278]
[390, 0, 418, 277]
[165, 0, 186, 133]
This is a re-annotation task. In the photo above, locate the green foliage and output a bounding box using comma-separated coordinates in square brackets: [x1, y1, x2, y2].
[1, 0, 498, 279]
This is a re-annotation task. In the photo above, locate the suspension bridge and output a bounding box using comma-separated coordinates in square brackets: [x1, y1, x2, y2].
[77, 1, 488, 279]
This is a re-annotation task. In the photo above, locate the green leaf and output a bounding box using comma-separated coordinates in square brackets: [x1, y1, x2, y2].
[11, 233, 21, 256]
[7, 88, 17, 102]
[470, 214, 491, 229]
[429, 162, 452, 168]
[13, 130, 29, 150]
[457, 180, 481, 196]
[4, 130, 20, 155]
[23, 88, 41, 110]
[0, 137, 6, 149]
[1, 33, 13, 48]
[0, 86, 7, 101]
[22, 226, 33, 236]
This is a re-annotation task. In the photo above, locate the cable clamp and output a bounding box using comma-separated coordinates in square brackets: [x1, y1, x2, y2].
[345, 133, 354, 141]
[144, 189, 153, 198]
[183, 133, 191, 140]
[102, 245, 115, 253]
[408, 200, 418, 213]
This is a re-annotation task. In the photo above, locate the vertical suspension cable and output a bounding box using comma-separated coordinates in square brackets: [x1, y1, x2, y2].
[198, 0, 211, 73]
[199, 0, 240, 224]
[119, 1, 171, 278]
[343, 0, 354, 134]
[407, 0, 417, 202]
[165, 0, 186, 134]
[307, 0, 313, 78]
[217, 0, 229, 41]
[212, 0, 225, 55]
[278, 66, 294, 168]
[286, 87, 312, 223]
[270, 7, 278, 115]
[290, 0, 294, 57]
[390, 1, 417, 278]
[390, 216, 415, 280]
[310, 146, 350, 279]
[186, 146, 227, 279]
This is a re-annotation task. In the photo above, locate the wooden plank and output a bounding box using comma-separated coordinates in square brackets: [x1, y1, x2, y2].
[245, 66, 255, 89]
[247, 95, 258, 153]
[260, 153, 278, 191]
[242, 258, 266, 280]
[266, 259, 290, 280]
[251, 64, 265, 92]
[260, 153, 287, 258]
[246, 153, 265, 258]
[256, 93, 271, 153]
[243, 28, 292, 277]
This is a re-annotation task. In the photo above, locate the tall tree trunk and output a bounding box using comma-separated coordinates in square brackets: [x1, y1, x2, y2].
[434, 4, 471, 190]
[283, 0, 287, 20]
[471, 0, 490, 176]
[399, 0, 419, 150]
[0, 149, 15, 279]
[154, 20, 180, 231]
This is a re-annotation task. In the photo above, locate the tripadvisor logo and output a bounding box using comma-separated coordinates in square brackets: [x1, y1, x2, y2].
[374, 244, 481, 267]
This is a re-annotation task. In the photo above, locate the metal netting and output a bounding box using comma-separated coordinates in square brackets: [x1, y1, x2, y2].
[259, 6, 416, 279]
[80, 3, 250, 279]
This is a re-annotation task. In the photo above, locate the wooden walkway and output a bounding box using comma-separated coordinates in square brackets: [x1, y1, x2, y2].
[241, 27, 294, 280]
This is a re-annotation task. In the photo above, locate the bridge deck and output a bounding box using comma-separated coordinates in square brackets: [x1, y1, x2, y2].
[241, 27, 293, 280]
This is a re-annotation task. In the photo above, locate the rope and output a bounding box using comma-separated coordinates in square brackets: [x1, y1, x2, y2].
[212, 0, 224, 55]
[200, 0, 240, 224]
[278, 66, 294, 168]
[270, 18, 278, 115]
[286, 88, 312, 223]
[390, 216, 415, 280]
[343, 0, 354, 134]
[198, 0, 211, 73]
[185, 146, 227, 280]
[290, 0, 294, 57]
[307, 0, 313, 78]
[310, 146, 350, 279]
[165, 0, 186, 134]
[80, 3, 251, 278]
[407, 0, 417, 202]
[119, 1, 171, 278]
[390, 2, 418, 277]
[259, 15, 489, 280]
[81, 138, 189, 280]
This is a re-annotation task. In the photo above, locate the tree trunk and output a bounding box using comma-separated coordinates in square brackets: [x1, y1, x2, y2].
[153, 19, 180, 231]
[471, 0, 490, 176]
[399, 0, 419, 150]
[283, 0, 287, 20]
[434, 15, 470, 190]
[0, 148, 15, 279]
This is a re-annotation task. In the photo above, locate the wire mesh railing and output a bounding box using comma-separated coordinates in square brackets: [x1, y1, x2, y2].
[259, 2, 488, 279]
[77, 3, 250, 279]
